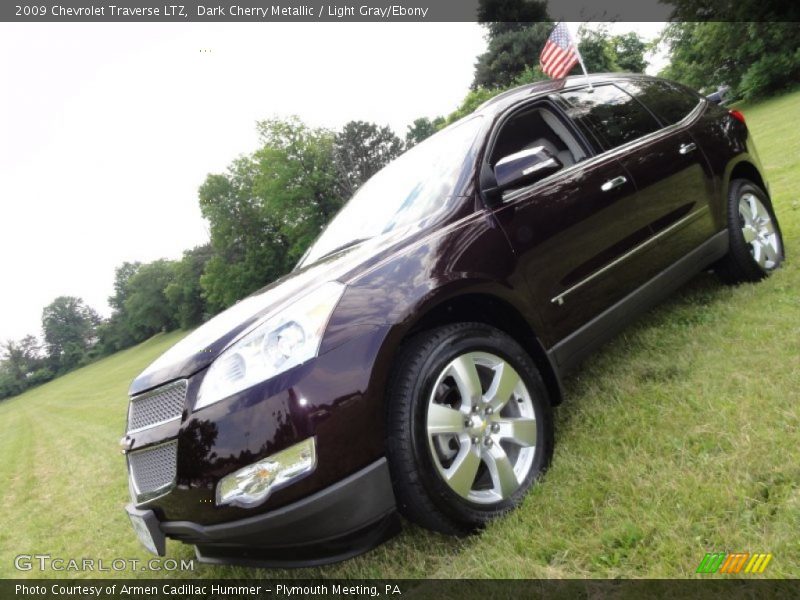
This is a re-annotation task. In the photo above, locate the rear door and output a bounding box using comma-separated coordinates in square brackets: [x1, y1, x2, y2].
[614, 78, 718, 264]
[563, 81, 717, 273]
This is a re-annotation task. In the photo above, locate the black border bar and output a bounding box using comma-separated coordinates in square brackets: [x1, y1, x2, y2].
[4, 579, 800, 599]
[3, 0, 800, 22]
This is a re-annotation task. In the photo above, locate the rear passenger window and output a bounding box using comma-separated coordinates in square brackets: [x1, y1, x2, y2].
[617, 79, 701, 125]
[560, 84, 660, 150]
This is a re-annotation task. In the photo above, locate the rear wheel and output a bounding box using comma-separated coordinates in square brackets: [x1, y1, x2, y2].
[386, 323, 554, 534]
[716, 179, 784, 283]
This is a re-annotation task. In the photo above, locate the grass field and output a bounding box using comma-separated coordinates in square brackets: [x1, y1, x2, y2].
[1, 91, 798, 580]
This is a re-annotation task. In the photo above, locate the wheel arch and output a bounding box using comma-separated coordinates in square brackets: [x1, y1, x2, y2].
[728, 160, 769, 199]
[399, 293, 564, 406]
[713, 155, 784, 283]
[716, 157, 771, 229]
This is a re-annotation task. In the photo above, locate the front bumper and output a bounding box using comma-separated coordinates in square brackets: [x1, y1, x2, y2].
[126, 325, 390, 523]
[128, 458, 398, 567]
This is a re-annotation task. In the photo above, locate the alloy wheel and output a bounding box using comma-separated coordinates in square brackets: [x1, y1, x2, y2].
[425, 351, 537, 504]
[738, 192, 781, 271]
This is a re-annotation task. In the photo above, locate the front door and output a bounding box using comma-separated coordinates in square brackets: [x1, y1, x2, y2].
[486, 101, 656, 353]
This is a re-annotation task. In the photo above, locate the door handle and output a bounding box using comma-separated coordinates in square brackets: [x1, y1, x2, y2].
[679, 142, 697, 155]
[601, 175, 627, 192]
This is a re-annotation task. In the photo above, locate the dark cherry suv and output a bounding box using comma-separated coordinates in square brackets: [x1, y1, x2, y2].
[123, 74, 784, 566]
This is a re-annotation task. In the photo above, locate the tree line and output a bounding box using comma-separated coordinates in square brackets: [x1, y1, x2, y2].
[408, 17, 798, 142]
[2, 3, 797, 400]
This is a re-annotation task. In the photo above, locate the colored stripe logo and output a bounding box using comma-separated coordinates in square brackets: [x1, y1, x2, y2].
[696, 552, 772, 574]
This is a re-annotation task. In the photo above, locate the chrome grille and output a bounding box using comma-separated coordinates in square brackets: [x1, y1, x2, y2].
[127, 380, 187, 433]
[128, 440, 178, 503]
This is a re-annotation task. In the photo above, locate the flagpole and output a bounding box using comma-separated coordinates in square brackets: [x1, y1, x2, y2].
[570, 23, 593, 91]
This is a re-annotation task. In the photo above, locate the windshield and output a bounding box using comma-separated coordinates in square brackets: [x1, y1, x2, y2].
[299, 116, 484, 267]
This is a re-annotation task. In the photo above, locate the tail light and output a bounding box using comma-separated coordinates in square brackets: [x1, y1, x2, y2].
[729, 110, 746, 124]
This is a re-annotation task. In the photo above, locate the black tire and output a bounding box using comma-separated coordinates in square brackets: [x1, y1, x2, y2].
[715, 179, 785, 284]
[385, 323, 554, 535]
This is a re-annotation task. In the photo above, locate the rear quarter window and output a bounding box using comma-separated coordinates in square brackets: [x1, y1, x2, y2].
[616, 79, 702, 126]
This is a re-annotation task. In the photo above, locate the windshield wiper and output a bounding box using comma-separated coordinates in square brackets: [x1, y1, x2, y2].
[314, 237, 372, 262]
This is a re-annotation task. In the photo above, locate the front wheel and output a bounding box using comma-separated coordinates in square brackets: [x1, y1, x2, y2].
[386, 323, 554, 535]
[716, 179, 784, 283]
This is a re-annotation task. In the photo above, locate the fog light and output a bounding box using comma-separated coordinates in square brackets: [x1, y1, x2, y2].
[216, 438, 316, 508]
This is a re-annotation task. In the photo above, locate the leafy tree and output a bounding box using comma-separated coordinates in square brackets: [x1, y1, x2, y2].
[96, 257, 181, 353]
[199, 156, 292, 312]
[41, 296, 100, 372]
[108, 261, 141, 312]
[95, 261, 143, 354]
[95, 313, 134, 356]
[200, 116, 379, 312]
[473, 22, 554, 89]
[26, 366, 54, 387]
[254, 118, 344, 263]
[0, 335, 44, 397]
[405, 117, 445, 147]
[123, 260, 178, 339]
[445, 87, 504, 125]
[0, 369, 20, 400]
[1, 336, 41, 382]
[333, 121, 404, 197]
[576, 26, 618, 73]
[575, 26, 649, 75]
[165, 244, 213, 329]
[512, 64, 548, 86]
[659, 22, 800, 100]
[614, 32, 649, 73]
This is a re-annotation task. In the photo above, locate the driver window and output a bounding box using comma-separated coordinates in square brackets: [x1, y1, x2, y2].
[490, 106, 587, 172]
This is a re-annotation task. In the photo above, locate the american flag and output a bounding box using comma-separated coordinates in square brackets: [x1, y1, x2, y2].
[540, 22, 579, 79]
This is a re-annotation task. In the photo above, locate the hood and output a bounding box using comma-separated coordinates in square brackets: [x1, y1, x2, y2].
[128, 235, 396, 396]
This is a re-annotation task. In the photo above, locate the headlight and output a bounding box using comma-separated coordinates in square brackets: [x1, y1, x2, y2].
[195, 282, 345, 410]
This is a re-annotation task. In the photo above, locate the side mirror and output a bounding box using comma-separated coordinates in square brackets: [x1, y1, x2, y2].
[483, 146, 563, 204]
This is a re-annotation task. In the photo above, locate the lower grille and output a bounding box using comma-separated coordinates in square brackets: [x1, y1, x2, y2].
[128, 440, 178, 503]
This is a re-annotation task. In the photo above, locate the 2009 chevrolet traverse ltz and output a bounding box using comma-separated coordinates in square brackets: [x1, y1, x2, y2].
[122, 74, 784, 567]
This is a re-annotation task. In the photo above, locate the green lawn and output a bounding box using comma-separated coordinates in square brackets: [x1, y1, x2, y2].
[1, 91, 798, 580]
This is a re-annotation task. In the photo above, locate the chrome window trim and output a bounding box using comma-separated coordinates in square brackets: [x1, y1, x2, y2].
[126, 379, 187, 434]
[500, 84, 706, 206]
